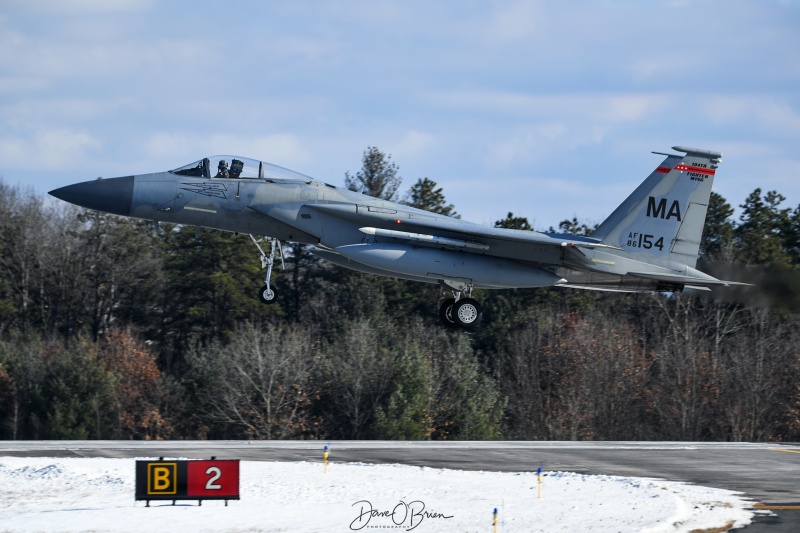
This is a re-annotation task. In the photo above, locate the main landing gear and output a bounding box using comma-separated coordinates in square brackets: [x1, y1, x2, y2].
[250, 235, 284, 304]
[438, 287, 482, 329]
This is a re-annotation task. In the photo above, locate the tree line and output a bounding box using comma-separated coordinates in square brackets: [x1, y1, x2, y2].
[0, 147, 799, 441]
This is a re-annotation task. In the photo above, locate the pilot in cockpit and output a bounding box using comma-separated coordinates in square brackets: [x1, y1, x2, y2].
[216, 160, 229, 179]
[230, 158, 244, 179]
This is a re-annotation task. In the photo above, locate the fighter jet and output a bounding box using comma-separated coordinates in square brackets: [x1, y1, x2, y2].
[50, 146, 747, 329]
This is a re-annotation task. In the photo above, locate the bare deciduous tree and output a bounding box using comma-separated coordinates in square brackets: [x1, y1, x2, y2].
[190, 322, 319, 439]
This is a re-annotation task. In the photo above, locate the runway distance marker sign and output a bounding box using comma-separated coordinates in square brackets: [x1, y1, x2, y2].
[135, 459, 240, 505]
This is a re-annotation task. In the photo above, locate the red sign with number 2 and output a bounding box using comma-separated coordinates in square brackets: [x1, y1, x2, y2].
[186, 460, 240, 497]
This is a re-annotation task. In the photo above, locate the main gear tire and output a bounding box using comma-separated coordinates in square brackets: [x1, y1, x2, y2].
[438, 297, 457, 328]
[452, 298, 482, 328]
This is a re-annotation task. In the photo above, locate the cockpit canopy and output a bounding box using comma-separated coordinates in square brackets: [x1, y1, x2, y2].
[171, 156, 313, 182]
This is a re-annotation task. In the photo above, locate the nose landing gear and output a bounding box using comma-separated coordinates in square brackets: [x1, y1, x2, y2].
[250, 235, 284, 304]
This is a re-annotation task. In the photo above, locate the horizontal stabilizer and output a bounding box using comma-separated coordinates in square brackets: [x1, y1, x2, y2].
[627, 271, 752, 288]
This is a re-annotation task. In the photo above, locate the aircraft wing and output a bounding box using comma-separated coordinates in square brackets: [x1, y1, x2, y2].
[305, 204, 750, 289]
[306, 203, 616, 260]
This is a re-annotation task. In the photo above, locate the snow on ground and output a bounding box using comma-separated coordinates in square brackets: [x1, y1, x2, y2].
[0, 456, 755, 532]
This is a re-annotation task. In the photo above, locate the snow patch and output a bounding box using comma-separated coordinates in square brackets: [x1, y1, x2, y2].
[0, 457, 755, 532]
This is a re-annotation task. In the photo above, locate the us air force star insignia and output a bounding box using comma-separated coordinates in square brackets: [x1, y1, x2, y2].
[180, 182, 227, 199]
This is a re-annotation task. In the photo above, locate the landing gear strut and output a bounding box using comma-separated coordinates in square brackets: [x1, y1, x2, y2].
[250, 235, 284, 304]
[438, 285, 482, 329]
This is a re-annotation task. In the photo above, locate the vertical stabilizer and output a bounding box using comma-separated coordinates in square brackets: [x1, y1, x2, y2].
[591, 146, 722, 268]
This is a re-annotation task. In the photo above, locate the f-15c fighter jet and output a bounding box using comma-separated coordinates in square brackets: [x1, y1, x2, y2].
[50, 146, 747, 329]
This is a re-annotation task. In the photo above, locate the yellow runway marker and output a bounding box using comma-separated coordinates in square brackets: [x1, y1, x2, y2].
[769, 448, 800, 455]
[753, 503, 800, 510]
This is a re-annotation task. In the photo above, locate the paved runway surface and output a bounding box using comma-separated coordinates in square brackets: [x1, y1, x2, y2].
[2, 441, 798, 531]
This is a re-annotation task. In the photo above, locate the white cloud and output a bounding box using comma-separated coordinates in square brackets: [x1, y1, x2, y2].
[478, 96, 670, 169]
[4, 0, 154, 14]
[265, 36, 339, 62]
[713, 141, 781, 160]
[427, 91, 672, 123]
[2, 0, 799, 223]
[1, 98, 133, 126]
[391, 130, 436, 159]
[342, 0, 410, 25]
[702, 95, 800, 134]
[441, 169, 634, 230]
[485, 123, 569, 168]
[630, 56, 698, 83]
[488, 0, 547, 42]
[723, 156, 800, 207]
[0, 76, 48, 94]
[0, 129, 101, 170]
[0, 22, 212, 89]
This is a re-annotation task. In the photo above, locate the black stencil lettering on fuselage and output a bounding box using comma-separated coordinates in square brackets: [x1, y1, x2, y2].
[181, 182, 228, 199]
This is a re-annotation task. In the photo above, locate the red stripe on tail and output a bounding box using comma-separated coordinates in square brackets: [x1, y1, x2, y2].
[675, 164, 716, 175]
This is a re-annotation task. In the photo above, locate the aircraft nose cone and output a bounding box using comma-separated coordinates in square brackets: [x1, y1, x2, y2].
[49, 175, 134, 216]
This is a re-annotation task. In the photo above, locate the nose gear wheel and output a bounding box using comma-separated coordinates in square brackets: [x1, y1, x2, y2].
[259, 285, 277, 304]
[250, 235, 284, 304]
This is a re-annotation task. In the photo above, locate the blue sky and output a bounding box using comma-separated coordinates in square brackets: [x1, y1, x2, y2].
[2, 0, 799, 229]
